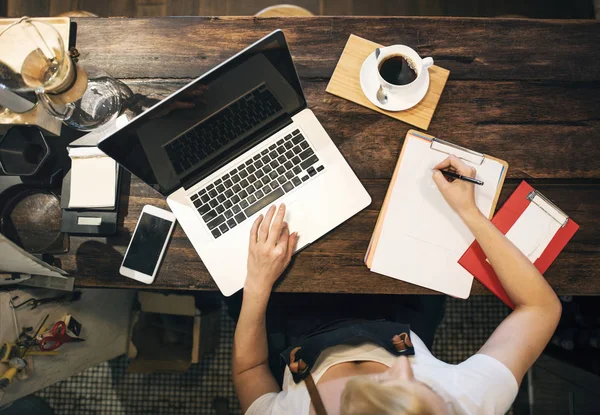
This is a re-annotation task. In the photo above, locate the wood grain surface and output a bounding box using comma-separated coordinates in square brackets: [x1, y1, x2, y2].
[58, 180, 600, 295]
[73, 17, 600, 81]
[50, 17, 600, 295]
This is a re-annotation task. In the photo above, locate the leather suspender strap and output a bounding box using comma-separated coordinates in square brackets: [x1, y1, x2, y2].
[289, 347, 328, 415]
[305, 372, 328, 415]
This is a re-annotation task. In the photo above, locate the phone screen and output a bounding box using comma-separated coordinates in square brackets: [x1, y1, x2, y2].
[123, 213, 172, 275]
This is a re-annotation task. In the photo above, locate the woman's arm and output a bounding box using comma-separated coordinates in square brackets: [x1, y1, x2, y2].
[433, 156, 562, 385]
[232, 204, 298, 412]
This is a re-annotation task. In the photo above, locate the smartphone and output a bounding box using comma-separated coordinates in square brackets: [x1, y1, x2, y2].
[120, 205, 176, 284]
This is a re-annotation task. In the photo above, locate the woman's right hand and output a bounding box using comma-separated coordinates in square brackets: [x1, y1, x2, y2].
[245, 204, 298, 297]
[432, 155, 480, 219]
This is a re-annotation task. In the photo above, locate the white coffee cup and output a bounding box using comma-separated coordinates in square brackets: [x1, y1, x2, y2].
[375, 45, 433, 97]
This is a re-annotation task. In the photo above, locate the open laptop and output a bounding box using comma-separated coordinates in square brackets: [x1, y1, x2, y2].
[98, 30, 371, 296]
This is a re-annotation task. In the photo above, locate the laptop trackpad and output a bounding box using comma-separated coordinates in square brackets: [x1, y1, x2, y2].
[285, 200, 310, 250]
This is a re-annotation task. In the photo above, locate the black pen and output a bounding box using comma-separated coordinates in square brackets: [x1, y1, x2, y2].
[440, 170, 484, 186]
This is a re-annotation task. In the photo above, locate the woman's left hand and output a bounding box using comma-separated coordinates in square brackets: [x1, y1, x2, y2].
[245, 204, 298, 296]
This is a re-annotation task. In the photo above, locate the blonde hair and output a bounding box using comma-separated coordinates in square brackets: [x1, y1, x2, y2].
[340, 376, 434, 415]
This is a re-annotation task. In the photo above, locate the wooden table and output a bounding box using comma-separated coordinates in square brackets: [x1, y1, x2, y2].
[55, 17, 600, 295]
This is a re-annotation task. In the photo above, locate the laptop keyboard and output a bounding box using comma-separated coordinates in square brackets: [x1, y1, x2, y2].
[165, 85, 283, 175]
[190, 129, 325, 239]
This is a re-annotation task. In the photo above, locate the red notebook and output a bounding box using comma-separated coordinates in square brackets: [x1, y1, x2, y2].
[459, 181, 579, 308]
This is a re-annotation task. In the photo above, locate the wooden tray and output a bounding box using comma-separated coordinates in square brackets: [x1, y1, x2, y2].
[326, 34, 450, 130]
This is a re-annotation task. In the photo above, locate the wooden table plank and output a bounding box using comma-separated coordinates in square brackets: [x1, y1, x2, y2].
[125, 78, 600, 179]
[63, 179, 600, 295]
[39, 17, 600, 296]
[73, 17, 600, 81]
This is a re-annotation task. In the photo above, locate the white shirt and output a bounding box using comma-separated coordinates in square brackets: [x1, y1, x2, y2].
[247, 331, 518, 415]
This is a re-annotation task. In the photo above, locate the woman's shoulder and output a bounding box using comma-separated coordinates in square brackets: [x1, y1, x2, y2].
[447, 354, 519, 414]
[457, 353, 519, 387]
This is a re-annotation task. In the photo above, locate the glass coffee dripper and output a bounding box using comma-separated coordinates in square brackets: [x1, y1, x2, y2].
[0, 17, 126, 131]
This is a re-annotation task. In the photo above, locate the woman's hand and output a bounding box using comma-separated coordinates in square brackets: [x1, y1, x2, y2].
[245, 204, 298, 297]
[432, 155, 480, 219]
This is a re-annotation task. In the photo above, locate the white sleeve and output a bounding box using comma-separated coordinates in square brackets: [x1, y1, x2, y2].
[245, 392, 278, 415]
[452, 354, 519, 415]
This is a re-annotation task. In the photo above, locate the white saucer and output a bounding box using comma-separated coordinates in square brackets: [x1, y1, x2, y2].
[360, 51, 430, 112]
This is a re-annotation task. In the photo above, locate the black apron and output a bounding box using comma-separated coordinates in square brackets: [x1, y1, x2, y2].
[224, 292, 445, 387]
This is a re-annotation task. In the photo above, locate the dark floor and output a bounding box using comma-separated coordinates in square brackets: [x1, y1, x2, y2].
[0, 0, 596, 19]
[34, 295, 510, 415]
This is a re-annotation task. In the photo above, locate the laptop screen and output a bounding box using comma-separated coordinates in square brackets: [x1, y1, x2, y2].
[99, 30, 305, 196]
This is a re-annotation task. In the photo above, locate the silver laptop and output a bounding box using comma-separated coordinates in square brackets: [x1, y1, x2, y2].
[99, 30, 371, 296]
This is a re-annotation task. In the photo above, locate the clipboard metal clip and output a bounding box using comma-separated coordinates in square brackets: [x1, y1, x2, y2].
[527, 190, 569, 228]
[430, 137, 485, 166]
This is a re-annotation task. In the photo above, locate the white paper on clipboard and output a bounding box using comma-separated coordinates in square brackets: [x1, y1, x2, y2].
[369, 132, 506, 298]
[504, 196, 563, 263]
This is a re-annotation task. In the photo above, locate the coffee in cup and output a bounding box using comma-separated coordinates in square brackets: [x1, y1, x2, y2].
[369, 45, 434, 110]
[378, 54, 418, 86]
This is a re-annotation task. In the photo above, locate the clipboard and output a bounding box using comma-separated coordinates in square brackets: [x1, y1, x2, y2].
[459, 181, 579, 308]
[365, 130, 508, 298]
